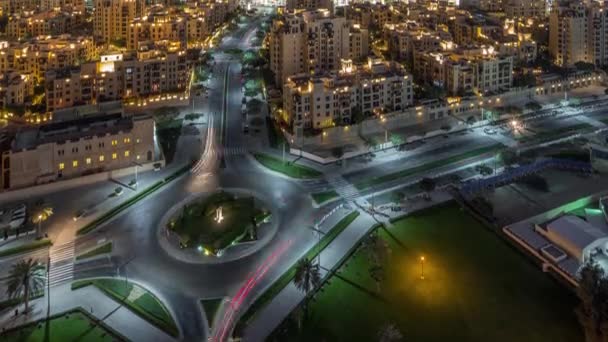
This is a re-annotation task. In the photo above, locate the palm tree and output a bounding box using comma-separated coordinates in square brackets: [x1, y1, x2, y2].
[293, 257, 321, 324]
[576, 261, 608, 342]
[5, 258, 46, 314]
[31, 204, 53, 239]
[377, 322, 403, 342]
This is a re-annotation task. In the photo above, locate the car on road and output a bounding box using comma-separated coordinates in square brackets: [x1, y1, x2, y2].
[73, 209, 87, 221]
[483, 127, 497, 135]
[114, 187, 124, 196]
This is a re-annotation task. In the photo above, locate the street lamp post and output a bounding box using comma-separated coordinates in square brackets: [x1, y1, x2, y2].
[420, 256, 425, 280]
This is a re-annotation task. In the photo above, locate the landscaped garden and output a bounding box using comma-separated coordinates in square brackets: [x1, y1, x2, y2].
[253, 153, 322, 179]
[270, 203, 583, 342]
[71, 278, 178, 337]
[167, 191, 269, 255]
[1, 308, 125, 342]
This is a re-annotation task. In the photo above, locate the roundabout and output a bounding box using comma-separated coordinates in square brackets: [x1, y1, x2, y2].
[158, 188, 279, 264]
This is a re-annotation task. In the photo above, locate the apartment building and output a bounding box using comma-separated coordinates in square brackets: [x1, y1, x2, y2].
[94, 0, 146, 43]
[127, 12, 187, 50]
[0, 72, 33, 107]
[385, 23, 453, 64]
[269, 9, 368, 85]
[0, 37, 96, 83]
[503, 0, 546, 19]
[6, 11, 85, 39]
[282, 58, 413, 129]
[549, 2, 588, 66]
[45, 49, 190, 111]
[414, 47, 513, 95]
[0, 112, 155, 190]
[285, 0, 332, 11]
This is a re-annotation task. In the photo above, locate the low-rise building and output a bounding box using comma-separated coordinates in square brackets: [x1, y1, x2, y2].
[0, 71, 33, 107]
[0, 112, 155, 190]
[282, 58, 413, 129]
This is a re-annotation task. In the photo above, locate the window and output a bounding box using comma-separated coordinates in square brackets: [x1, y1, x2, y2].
[72, 160, 78, 167]
[136, 155, 141, 160]
[58, 163, 65, 170]
[112, 153, 117, 160]
[136, 138, 140, 143]
[99, 155, 105, 162]
[124, 138, 131, 143]
[86, 157, 91, 165]
[124, 150, 130, 157]
[111, 140, 118, 146]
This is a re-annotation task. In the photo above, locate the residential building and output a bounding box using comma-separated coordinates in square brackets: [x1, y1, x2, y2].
[6, 11, 85, 39]
[0, 112, 155, 190]
[94, 0, 146, 43]
[282, 58, 413, 129]
[0, 72, 33, 107]
[285, 0, 332, 11]
[127, 11, 187, 50]
[45, 49, 190, 111]
[503, 0, 546, 19]
[549, 2, 588, 66]
[269, 9, 368, 85]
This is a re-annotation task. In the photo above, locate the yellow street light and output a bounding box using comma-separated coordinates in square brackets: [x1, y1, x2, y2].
[420, 256, 425, 280]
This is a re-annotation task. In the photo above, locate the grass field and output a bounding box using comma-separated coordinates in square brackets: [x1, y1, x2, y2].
[272, 203, 583, 342]
[311, 190, 339, 205]
[517, 123, 593, 144]
[354, 144, 504, 190]
[71, 278, 178, 337]
[1, 309, 124, 342]
[76, 242, 112, 261]
[253, 153, 322, 179]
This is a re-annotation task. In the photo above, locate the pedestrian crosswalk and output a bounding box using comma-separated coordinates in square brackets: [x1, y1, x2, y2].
[326, 174, 361, 202]
[47, 240, 75, 288]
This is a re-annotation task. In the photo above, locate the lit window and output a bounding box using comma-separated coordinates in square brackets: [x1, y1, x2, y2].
[111, 140, 118, 146]
[124, 150, 130, 157]
[124, 138, 131, 143]
[58, 163, 64, 170]
[136, 138, 140, 143]
[72, 160, 78, 167]
[112, 153, 117, 160]
[136, 155, 141, 160]
[99, 155, 105, 162]
[86, 157, 91, 165]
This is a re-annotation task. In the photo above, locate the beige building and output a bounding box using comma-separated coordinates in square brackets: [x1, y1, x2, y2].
[0, 72, 33, 107]
[269, 9, 369, 85]
[282, 58, 413, 129]
[549, 2, 588, 66]
[7, 11, 85, 39]
[45, 49, 190, 111]
[285, 0, 332, 11]
[0, 36, 96, 83]
[503, 0, 546, 19]
[0, 112, 155, 190]
[94, 0, 146, 43]
[127, 11, 187, 50]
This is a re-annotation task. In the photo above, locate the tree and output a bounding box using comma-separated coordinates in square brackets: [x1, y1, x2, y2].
[31, 204, 53, 239]
[419, 177, 436, 196]
[369, 265, 385, 293]
[363, 232, 390, 266]
[498, 150, 518, 167]
[293, 257, 321, 322]
[5, 258, 45, 314]
[377, 322, 403, 342]
[576, 261, 608, 342]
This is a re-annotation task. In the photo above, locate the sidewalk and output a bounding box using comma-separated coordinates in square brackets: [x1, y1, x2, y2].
[0, 283, 173, 342]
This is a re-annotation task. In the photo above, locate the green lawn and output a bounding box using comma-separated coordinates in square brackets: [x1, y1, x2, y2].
[76, 242, 112, 261]
[517, 123, 592, 144]
[253, 153, 322, 179]
[236, 211, 360, 333]
[311, 190, 339, 205]
[201, 298, 223, 328]
[273, 203, 583, 342]
[0, 239, 52, 258]
[354, 144, 504, 190]
[71, 278, 178, 337]
[1, 308, 124, 342]
[169, 191, 265, 253]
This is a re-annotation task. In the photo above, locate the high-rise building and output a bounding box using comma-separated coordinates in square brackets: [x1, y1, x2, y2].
[269, 9, 368, 86]
[549, 2, 587, 66]
[94, 0, 146, 43]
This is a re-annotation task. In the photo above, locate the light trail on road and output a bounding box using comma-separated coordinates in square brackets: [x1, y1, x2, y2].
[213, 239, 293, 342]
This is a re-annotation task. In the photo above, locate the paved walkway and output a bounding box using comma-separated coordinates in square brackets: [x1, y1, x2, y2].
[0, 283, 173, 341]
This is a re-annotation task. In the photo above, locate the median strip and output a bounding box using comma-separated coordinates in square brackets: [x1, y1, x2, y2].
[0, 239, 52, 258]
[311, 190, 339, 205]
[354, 143, 505, 191]
[253, 153, 322, 179]
[235, 211, 360, 331]
[77, 165, 190, 235]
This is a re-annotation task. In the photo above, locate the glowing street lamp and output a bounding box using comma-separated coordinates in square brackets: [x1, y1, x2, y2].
[420, 256, 425, 280]
[214, 206, 224, 223]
